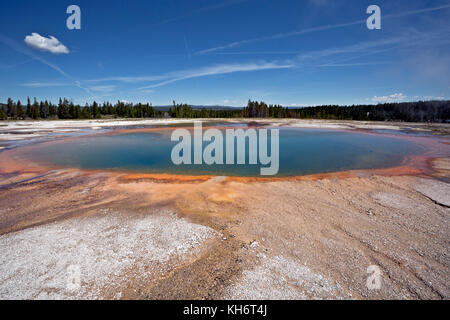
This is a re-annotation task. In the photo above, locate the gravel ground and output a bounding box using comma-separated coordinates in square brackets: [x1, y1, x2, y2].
[226, 254, 351, 299]
[0, 120, 448, 299]
[0, 210, 215, 299]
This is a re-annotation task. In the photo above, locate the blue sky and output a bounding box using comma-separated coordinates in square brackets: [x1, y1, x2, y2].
[0, 0, 449, 106]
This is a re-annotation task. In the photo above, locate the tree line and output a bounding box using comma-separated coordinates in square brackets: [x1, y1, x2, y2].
[1, 98, 449, 122]
[244, 100, 450, 122]
[0, 98, 242, 120]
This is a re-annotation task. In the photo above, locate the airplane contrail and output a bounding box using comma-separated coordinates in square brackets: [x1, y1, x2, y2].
[0, 34, 95, 98]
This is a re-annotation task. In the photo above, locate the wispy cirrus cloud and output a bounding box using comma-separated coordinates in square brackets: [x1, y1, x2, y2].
[195, 19, 364, 55]
[21, 82, 72, 87]
[87, 75, 167, 84]
[87, 61, 293, 89]
[0, 59, 33, 70]
[89, 85, 117, 92]
[286, 29, 450, 71]
[86, 31, 444, 91]
[195, 4, 450, 55]
[22, 28, 447, 97]
[24, 33, 69, 54]
[137, 62, 294, 89]
[292, 36, 409, 64]
[32, 26, 448, 98]
[139, 89, 154, 94]
[318, 61, 390, 67]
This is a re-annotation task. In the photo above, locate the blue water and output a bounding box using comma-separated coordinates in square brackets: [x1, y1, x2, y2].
[22, 128, 424, 177]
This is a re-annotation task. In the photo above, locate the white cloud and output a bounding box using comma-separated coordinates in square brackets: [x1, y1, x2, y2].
[372, 93, 407, 103]
[24, 33, 69, 54]
[397, 95, 445, 101]
[0, 34, 93, 97]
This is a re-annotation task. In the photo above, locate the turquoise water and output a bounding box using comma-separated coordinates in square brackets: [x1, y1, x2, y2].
[22, 128, 424, 177]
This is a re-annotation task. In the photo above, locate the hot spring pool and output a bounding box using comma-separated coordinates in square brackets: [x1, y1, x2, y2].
[19, 127, 426, 177]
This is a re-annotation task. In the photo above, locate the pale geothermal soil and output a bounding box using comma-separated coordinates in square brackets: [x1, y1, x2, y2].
[1, 118, 449, 146]
[0, 211, 215, 299]
[0, 164, 448, 299]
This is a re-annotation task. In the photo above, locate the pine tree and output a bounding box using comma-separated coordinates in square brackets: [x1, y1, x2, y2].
[92, 101, 101, 119]
[31, 98, 39, 119]
[26, 97, 32, 118]
[58, 98, 70, 119]
[7, 98, 17, 119]
[16, 100, 24, 119]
